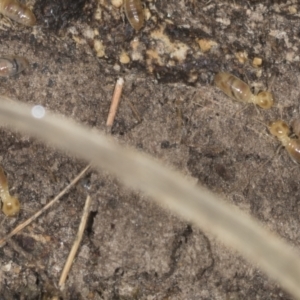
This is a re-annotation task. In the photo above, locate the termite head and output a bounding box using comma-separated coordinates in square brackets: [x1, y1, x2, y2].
[269, 120, 290, 139]
[2, 196, 20, 217]
[255, 91, 274, 109]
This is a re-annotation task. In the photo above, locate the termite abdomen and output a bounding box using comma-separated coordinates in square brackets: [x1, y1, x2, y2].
[0, 0, 36, 26]
[124, 0, 144, 31]
[214, 72, 273, 109]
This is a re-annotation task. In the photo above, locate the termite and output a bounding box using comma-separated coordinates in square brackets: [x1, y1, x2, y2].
[0, 56, 29, 77]
[0, 166, 20, 217]
[0, 0, 36, 26]
[124, 0, 144, 31]
[214, 72, 274, 109]
[269, 120, 300, 163]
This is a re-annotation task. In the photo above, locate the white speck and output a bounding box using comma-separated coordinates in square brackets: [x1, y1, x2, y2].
[3, 261, 12, 271]
[31, 105, 45, 119]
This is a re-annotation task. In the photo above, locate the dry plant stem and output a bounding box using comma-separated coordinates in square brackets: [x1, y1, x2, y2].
[125, 96, 142, 123]
[0, 98, 300, 298]
[59, 195, 91, 289]
[106, 77, 124, 131]
[0, 164, 90, 247]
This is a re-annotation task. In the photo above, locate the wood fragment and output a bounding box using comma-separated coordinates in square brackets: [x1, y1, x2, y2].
[58, 195, 92, 289]
[106, 78, 124, 132]
[0, 165, 91, 247]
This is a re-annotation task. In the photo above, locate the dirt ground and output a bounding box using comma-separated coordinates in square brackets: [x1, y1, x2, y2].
[1, 0, 300, 299]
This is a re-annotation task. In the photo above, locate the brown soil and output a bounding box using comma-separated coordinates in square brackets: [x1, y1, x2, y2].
[0, 1, 299, 299]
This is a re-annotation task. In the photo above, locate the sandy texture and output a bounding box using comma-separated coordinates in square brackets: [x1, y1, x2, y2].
[1, 0, 300, 299]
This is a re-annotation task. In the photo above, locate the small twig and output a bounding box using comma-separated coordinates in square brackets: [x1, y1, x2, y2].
[0, 165, 91, 247]
[106, 77, 124, 132]
[58, 195, 92, 289]
[125, 96, 142, 123]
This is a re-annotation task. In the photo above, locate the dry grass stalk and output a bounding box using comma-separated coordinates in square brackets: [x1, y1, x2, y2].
[106, 77, 124, 131]
[59, 195, 92, 289]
